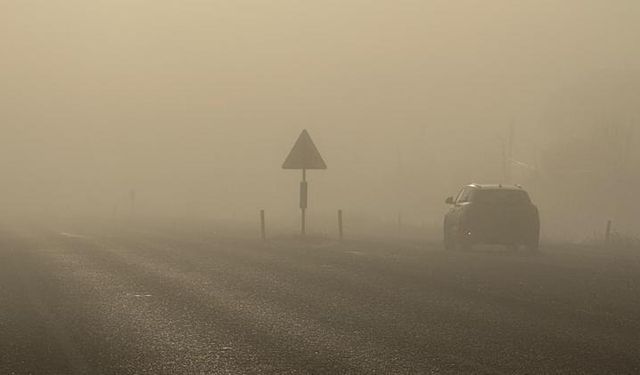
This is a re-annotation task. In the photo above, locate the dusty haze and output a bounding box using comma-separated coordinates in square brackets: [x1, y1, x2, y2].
[2, 1, 639, 240]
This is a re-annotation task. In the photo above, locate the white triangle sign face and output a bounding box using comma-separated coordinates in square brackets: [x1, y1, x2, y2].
[282, 130, 327, 170]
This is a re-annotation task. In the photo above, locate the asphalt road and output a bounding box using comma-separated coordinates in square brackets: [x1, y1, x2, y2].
[1, 224, 639, 374]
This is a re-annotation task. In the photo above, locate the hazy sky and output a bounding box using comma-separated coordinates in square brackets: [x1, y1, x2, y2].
[2, 1, 639, 234]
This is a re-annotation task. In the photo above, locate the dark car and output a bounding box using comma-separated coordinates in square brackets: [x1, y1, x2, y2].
[444, 184, 540, 251]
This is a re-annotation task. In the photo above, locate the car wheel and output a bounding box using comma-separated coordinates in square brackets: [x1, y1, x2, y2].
[525, 241, 539, 252]
[525, 236, 539, 252]
[455, 232, 471, 251]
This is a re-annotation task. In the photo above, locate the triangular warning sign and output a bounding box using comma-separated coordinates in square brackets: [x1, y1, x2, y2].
[282, 130, 327, 170]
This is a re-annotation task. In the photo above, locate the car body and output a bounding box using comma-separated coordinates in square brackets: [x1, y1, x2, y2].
[444, 184, 540, 251]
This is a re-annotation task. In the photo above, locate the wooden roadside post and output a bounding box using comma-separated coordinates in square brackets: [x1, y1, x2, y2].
[260, 210, 266, 241]
[130, 189, 136, 216]
[338, 209, 344, 240]
[605, 220, 612, 245]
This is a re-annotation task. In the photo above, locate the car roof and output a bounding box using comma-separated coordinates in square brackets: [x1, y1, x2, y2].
[465, 183, 525, 191]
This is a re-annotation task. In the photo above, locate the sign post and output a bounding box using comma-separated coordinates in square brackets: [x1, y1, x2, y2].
[283, 130, 327, 236]
[300, 169, 308, 235]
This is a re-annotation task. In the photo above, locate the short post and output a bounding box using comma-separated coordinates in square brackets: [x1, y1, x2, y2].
[260, 210, 266, 240]
[130, 189, 136, 216]
[338, 209, 344, 240]
[605, 219, 612, 245]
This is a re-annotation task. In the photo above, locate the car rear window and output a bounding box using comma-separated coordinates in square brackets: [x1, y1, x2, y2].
[469, 189, 531, 205]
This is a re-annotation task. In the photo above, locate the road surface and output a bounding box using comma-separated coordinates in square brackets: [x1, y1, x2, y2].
[1, 224, 639, 374]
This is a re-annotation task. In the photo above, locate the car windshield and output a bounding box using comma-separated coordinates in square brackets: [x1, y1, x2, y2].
[470, 189, 531, 205]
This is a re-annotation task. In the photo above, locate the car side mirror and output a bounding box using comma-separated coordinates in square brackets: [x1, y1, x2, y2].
[445, 196, 454, 205]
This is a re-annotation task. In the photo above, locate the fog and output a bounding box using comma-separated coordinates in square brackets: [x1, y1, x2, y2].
[2, 1, 639, 240]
